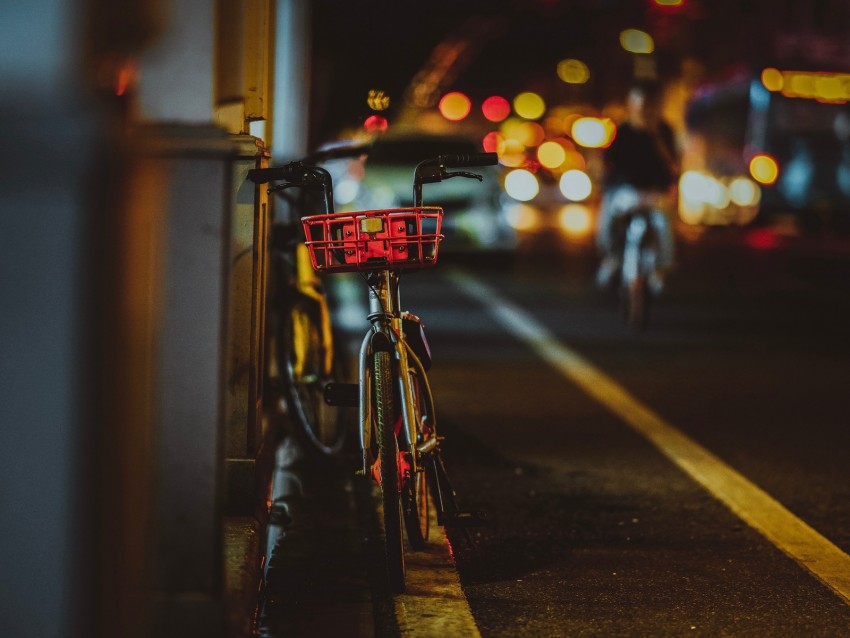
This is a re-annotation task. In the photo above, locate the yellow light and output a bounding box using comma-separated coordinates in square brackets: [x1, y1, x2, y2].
[438, 91, 472, 121]
[571, 117, 613, 148]
[556, 59, 590, 84]
[543, 115, 567, 136]
[620, 29, 654, 54]
[513, 92, 546, 120]
[504, 169, 540, 201]
[654, 0, 683, 5]
[774, 70, 850, 103]
[505, 204, 540, 231]
[729, 177, 761, 207]
[559, 169, 592, 201]
[499, 139, 527, 167]
[516, 121, 545, 147]
[499, 117, 524, 140]
[761, 68, 783, 92]
[678, 198, 705, 225]
[678, 171, 709, 224]
[367, 89, 390, 111]
[537, 141, 567, 169]
[562, 149, 587, 171]
[749, 154, 779, 185]
[816, 75, 843, 101]
[558, 204, 592, 238]
[787, 73, 817, 99]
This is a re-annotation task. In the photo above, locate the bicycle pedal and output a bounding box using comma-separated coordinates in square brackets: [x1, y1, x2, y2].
[324, 382, 359, 407]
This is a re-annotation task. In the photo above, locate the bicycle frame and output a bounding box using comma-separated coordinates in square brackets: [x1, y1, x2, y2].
[357, 269, 430, 478]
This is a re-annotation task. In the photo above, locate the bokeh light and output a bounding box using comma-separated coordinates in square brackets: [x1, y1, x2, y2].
[513, 92, 546, 120]
[438, 91, 472, 121]
[559, 170, 592, 201]
[499, 139, 528, 167]
[504, 203, 540, 231]
[499, 117, 523, 140]
[482, 95, 511, 122]
[516, 121, 546, 147]
[482, 131, 506, 154]
[558, 204, 593, 238]
[537, 141, 567, 169]
[367, 89, 390, 111]
[761, 68, 784, 92]
[504, 169, 540, 201]
[620, 29, 654, 54]
[571, 117, 615, 148]
[749, 154, 779, 185]
[760, 68, 850, 102]
[562, 148, 587, 171]
[334, 178, 360, 205]
[363, 115, 388, 132]
[729, 177, 761, 207]
[556, 59, 590, 84]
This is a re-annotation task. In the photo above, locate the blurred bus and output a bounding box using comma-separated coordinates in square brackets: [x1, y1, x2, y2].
[679, 71, 850, 233]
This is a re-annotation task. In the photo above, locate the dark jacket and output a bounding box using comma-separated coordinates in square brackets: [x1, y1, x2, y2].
[603, 121, 678, 191]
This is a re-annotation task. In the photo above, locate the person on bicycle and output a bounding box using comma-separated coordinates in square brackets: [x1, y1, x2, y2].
[595, 79, 680, 294]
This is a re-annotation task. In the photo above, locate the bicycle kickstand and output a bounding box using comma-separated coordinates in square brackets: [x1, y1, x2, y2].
[427, 447, 486, 541]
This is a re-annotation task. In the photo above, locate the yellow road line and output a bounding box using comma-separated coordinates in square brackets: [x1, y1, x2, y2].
[447, 268, 850, 606]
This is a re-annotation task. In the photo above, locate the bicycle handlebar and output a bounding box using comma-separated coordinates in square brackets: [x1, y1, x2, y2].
[437, 152, 499, 168]
[248, 147, 499, 213]
[247, 163, 314, 185]
[413, 152, 499, 206]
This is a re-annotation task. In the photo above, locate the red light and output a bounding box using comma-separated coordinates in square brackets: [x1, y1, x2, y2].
[482, 131, 504, 153]
[482, 96, 511, 122]
[114, 60, 137, 97]
[363, 115, 388, 133]
[745, 228, 780, 250]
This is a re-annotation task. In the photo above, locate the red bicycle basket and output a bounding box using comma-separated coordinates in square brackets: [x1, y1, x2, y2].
[301, 207, 444, 273]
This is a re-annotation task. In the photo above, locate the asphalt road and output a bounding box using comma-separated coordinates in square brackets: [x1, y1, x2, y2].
[258, 227, 850, 637]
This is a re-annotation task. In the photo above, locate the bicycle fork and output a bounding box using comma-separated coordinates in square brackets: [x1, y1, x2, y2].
[357, 270, 418, 477]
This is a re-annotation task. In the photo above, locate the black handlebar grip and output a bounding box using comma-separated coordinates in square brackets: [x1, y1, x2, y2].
[441, 152, 499, 168]
[247, 164, 310, 184]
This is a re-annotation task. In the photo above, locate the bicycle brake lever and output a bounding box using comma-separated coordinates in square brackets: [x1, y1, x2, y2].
[443, 170, 483, 182]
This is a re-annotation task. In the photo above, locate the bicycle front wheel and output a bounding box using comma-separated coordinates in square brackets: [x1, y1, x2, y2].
[373, 349, 405, 593]
[281, 303, 346, 456]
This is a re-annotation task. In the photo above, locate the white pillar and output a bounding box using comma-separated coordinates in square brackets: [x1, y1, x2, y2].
[272, 0, 312, 161]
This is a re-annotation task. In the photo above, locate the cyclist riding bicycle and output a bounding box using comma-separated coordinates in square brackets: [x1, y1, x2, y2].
[595, 79, 680, 295]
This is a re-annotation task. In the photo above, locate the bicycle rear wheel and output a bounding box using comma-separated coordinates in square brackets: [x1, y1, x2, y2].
[281, 303, 346, 455]
[401, 363, 435, 550]
[373, 349, 405, 592]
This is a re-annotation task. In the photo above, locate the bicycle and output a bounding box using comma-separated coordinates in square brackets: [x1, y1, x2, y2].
[616, 206, 659, 331]
[286, 150, 495, 592]
[248, 155, 352, 456]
